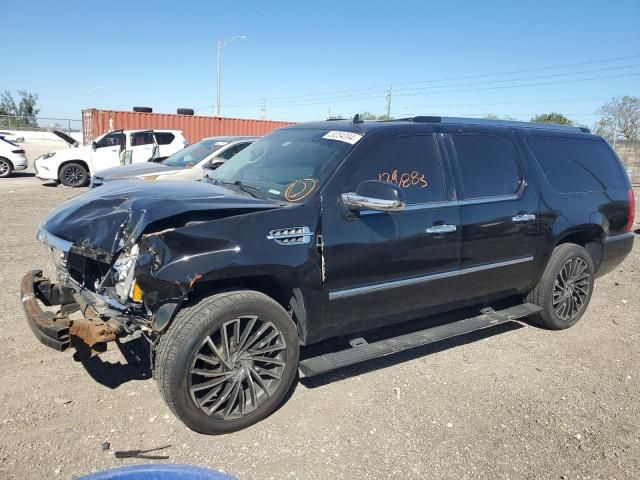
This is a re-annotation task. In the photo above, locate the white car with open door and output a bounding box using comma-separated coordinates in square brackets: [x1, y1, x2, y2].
[33, 129, 187, 187]
[91, 136, 258, 187]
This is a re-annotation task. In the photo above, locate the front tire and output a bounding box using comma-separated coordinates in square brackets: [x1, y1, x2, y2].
[0, 157, 13, 178]
[527, 243, 595, 329]
[155, 290, 299, 434]
[59, 162, 88, 187]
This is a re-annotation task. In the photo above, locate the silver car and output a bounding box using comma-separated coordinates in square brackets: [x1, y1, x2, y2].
[91, 136, 258, 188]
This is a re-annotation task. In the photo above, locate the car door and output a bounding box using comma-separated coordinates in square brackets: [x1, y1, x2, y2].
[444, 128, 540, 304]
[91, 131, 125, 170]
[321, 132, 461, 336]
[129, 131, 157, 164]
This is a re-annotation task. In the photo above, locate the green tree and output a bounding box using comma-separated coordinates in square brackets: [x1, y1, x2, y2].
[0, 90, 40, 128]
[484, 114, 517, 121]
[359, 111, 393, 121]
[530, 112, 573, 125]
[597, 95, 640, 141]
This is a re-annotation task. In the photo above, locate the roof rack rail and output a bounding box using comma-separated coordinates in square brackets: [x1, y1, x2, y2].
[388, 116, 586, 133]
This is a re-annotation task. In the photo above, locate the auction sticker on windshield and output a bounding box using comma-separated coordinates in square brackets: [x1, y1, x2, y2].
[322, 131, 363, 145]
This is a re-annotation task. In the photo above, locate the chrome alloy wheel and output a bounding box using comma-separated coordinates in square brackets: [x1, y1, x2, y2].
[63, 165, 84, 185]
[188, 315, 287, 419]
[552, 257, 591, 322]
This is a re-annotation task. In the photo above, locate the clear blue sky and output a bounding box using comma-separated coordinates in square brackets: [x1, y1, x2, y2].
[3, 0, 639, 126]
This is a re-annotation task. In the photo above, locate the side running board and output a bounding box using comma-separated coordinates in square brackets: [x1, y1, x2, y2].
[298, 303, 542, 377]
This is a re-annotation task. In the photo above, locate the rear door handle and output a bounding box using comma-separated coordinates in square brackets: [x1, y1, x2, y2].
[426, 224, 457, 234]
[512, 214, 536, 223]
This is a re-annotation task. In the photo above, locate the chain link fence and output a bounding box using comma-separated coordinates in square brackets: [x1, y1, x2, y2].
[0, 115, 82, 133]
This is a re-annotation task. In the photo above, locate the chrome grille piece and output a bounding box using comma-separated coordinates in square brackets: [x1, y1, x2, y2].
[267, 226, 313, 245]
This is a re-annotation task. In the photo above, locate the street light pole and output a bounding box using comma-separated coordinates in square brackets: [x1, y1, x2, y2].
[216, 35, 246, 117]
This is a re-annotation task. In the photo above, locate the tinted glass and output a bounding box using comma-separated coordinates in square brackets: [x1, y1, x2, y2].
[130, 132, 154, 146]
[154, 132, 175, 145]
[162, 138, 227, 168]
[452, 133, 520, 198]
[526, 136, 627, 192]
[216, 142, 250, 161]
[95, 132, 125, 148]
[210, 129, 356, 202]
[354, 135, 444, 204]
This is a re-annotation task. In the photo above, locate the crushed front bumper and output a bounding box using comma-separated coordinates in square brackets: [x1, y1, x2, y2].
[21, 270, 119, 352]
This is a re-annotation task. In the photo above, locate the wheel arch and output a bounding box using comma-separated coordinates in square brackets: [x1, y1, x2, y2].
[57, 159, 89, 178]
[0, 155, 14, 168]
[189, 275, 310, 343]
[553, 226, 604, 272]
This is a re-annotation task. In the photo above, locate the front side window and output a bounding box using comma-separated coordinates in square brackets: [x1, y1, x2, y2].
[209, 129, 357, 202]
[451, 133, 521, 198]
[95, 132, 125, 148]
[352, 135, 445, 204]
[163, 138, 231, 168]
[215, 142, 251, 161]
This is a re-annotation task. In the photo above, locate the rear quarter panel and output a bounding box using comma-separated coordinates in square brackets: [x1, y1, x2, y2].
[515, 129, 631, 279]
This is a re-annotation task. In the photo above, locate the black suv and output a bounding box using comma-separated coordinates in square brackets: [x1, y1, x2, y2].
[23, 116, 635, 434]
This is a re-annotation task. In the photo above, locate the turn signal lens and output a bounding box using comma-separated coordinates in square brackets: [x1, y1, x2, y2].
[131, 281, 144, 303]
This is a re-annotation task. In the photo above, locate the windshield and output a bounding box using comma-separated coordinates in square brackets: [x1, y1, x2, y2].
[208, 128, 359, 202]
[163, 138, 229, 168]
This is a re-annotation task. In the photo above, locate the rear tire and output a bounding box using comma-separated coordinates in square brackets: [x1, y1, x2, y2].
[527, 243, 595, 329]
[0, 157, 13, 178]
[155, 290, 299, 434]
[59, 162, 88, 187]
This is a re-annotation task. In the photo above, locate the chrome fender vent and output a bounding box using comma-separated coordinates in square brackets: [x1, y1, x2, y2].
[267, 226, 313, 245]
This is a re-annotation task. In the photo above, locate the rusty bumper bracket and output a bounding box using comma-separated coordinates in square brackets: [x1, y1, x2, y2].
[21, 270, 117, 353]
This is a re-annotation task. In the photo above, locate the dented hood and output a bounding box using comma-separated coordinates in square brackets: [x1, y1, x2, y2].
[39, 179, 279, 261]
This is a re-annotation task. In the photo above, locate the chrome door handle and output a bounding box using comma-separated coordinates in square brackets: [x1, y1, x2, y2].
[512, 214, 536, 223]
[426, 224, 457, 234]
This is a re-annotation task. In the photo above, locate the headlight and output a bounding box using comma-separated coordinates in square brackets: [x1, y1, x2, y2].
[113, 245, 140, 301]
[41, 152, 56, 160]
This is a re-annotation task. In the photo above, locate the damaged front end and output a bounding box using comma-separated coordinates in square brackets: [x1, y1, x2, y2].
[22, 180, 281, 354]
[21, 230, 149, 354]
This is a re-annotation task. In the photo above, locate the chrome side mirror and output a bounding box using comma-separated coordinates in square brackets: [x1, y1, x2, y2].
[342, 180, 406, 212]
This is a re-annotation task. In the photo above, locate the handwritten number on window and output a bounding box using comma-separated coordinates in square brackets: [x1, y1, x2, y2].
[378, 170, 428, 189]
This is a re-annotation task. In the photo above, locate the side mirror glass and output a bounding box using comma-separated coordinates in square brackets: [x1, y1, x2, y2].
[341, 180, 406, 212]
[91, 141, 97, 150]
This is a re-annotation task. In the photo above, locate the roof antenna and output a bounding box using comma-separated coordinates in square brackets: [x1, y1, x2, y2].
[352, 113, 364, 124]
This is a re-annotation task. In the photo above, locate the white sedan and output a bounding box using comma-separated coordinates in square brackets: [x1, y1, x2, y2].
[0, 136, 28, 177]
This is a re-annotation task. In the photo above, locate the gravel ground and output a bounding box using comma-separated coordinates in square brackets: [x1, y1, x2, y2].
[0, 147, 638, 479]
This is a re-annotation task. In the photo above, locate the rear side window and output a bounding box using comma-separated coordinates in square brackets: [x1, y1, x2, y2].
[154, 132, 175, 145]
[525, 136, 627, 192]
[353, 134, 445, 204]
[451, 133, 521, 199]
[130, 131, 154, 146]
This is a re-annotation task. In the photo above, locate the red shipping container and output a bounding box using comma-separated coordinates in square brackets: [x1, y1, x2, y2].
[82, 109, 294, 144]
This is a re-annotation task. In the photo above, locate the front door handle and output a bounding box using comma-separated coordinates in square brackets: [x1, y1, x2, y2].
[426, 224, 457, 234]
[512, 213, 536, 223]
